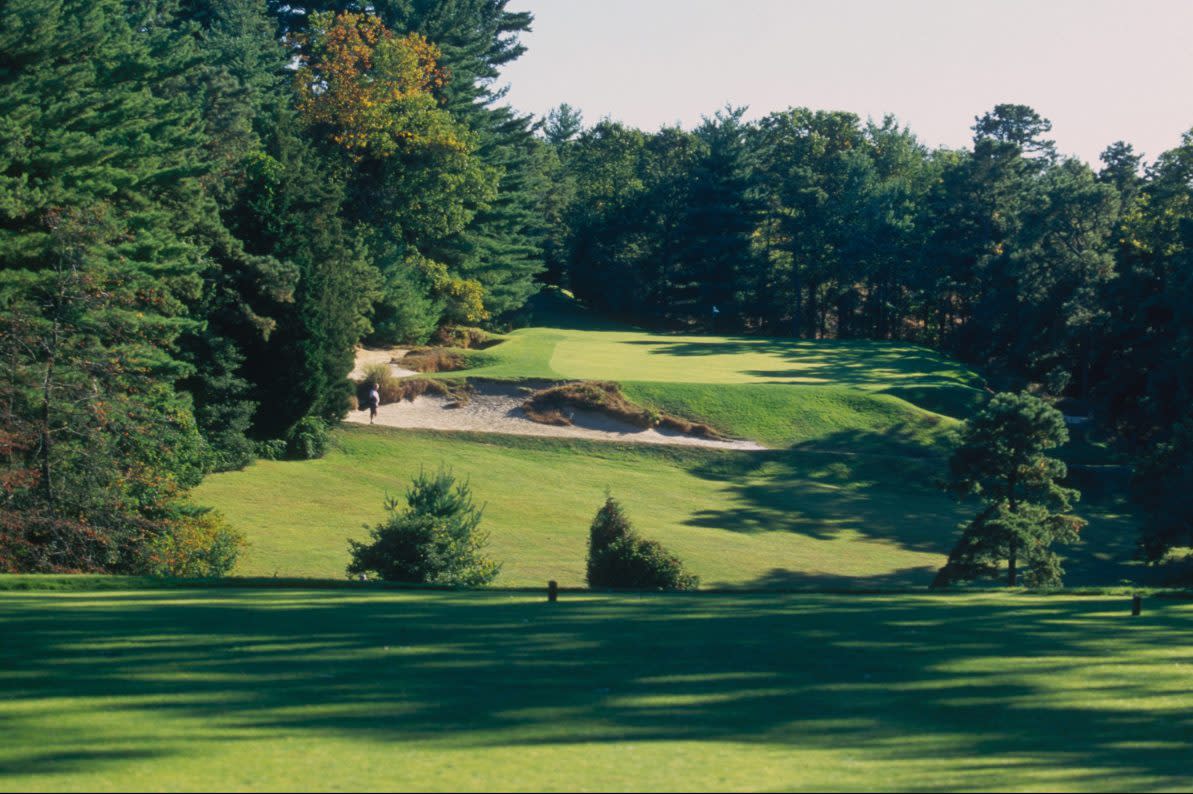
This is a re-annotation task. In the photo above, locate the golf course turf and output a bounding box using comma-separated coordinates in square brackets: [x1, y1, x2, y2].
[1, 588, 1190, 792]
[2, 304, 1161, 792]
[193, 307, 1141, 588]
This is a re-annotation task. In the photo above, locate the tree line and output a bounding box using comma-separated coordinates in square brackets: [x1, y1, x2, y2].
[1, 1, 1189, 576]
[540, 103, 1193, 568]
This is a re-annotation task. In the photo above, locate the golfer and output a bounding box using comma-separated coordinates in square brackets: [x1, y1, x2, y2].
[368, 384, 380, 423]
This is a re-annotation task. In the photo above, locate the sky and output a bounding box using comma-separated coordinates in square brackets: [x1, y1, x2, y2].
[498, 0, 1193, 165]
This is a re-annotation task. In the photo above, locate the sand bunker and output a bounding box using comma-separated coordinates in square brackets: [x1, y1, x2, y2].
[345, 380, 765, 451]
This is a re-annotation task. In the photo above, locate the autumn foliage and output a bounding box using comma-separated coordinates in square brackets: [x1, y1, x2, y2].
[293, 11, 464, 158]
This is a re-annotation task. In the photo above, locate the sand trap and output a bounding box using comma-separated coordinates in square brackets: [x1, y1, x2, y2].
[345, 380, 765, 451]
[350, 347, 418, 380]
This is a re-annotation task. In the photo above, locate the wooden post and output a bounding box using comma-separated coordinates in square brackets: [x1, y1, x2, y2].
[1131, 595, 1142, 616]
[548, 580, 558, 602]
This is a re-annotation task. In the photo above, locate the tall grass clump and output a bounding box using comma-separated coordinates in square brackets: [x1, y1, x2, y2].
[523, 381, 722, 439]
[400, 348, 469, 373]
[433, 325, 499, 349]
[359, 363, 406, 404]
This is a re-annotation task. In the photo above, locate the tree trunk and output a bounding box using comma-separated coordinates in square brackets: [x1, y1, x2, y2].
[38, 340, 56, 510]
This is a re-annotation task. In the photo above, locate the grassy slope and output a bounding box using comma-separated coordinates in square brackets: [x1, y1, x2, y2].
[2, 588, 1190, 792]
[197, 291, 1138, 587]
[196, 425, 1143, 588]
[197, 426, 961, 588]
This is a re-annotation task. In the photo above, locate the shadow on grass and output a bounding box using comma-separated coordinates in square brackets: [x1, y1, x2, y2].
[681, 431, 1145, 588]
[682, 438, 962, 558]
[624, 337, 981, 389]
[1, 590, 1190, 789]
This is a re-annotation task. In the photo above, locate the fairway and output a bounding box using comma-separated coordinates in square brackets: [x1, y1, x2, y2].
[2, 588, 1190, 792]
[459, 325, 987, 417]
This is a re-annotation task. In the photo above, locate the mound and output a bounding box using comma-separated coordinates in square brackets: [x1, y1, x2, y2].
[521, 381, 723, 441]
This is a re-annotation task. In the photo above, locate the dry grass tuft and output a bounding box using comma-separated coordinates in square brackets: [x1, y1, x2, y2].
[433, 325, 499, 350]
[521, 381, 724, 440]
[400, 347, 468, 373]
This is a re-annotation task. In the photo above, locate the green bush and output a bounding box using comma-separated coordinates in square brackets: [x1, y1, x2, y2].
[149, 508, 245, 577]
[255, 439, 288, 460]
[586, 495, 698, 590]
[285, 416, 329, 460]
[347, 467, 500, 586]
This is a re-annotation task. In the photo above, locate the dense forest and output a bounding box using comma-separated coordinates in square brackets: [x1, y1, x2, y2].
[1, 0, 1190, 576]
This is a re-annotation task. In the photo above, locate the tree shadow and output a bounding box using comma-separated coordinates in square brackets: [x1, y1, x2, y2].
[678, 430, 1144, 588]
[1, 590, 1190, 789]
[623, 337, 983, 391]
[682, 436, 963, 558]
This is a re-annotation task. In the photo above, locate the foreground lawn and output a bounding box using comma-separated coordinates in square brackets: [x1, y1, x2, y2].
[1, 588, 1189, 792]
[196, 425, 967, 588]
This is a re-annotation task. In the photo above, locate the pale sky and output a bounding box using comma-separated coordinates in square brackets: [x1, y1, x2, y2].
[499, 0, 1193, 165]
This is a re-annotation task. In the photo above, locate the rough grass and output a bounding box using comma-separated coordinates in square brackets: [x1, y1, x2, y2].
[522, 381, 723, 440]
[400, 347, 470, 373]
[2, 587, 1190, 792]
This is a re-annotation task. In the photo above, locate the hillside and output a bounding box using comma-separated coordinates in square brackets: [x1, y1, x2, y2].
[196, 298, 1142, 588]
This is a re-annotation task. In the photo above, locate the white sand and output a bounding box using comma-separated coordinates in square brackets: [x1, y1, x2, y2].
[345, 380, 765, 451]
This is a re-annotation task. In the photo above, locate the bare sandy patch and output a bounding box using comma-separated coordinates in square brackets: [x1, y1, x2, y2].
[345, 380, 765, 451]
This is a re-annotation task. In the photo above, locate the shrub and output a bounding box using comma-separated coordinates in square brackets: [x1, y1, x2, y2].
[347, 467, 500, 586]
[586, 495, 698, 590]
[149, 508, 245, 577]
[255, 439, 287, 460]
[285, 416, 330, 460]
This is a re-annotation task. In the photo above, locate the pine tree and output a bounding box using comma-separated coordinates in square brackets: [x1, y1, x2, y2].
[934, 393, 1084, 588]
[0, 0, 213, 570]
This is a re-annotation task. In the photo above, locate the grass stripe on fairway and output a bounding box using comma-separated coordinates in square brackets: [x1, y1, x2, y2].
[1, 589, 1190, 792]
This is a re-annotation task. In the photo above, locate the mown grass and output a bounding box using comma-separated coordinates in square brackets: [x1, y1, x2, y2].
[621, 381, 960, 451]
[460, 326, 980, 394]
[194, 425, 1142, 588]
[201, 290, 1139, 588]
[1, 588, 1190, 792]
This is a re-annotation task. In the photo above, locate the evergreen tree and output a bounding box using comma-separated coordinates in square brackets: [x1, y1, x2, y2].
[934, 393, 1084, 588]
[586, 494, 698, 591]
[0, 0, 213, 570]
[674, 107, 760, 327]
[347, 467, 500, 585]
